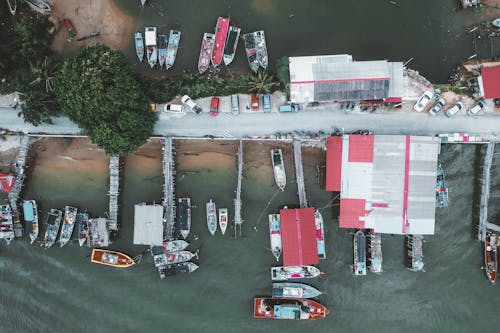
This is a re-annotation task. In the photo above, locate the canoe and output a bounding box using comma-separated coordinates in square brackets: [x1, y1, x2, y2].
[254, 30, 268, 71]
[165, 30, 181, 70]
[22, 200, 38, 244]
[198, 33, 215, 74]
[272, 283, 322, 299]
[223, 26, 241, 66]
[134, 32, 144, 62]
[23, 0, 50, 14]
[219, 208, 228, 235]
[271, 266, 321, 281]
[254, 298, 329, 320]
[243, 33, 259, 73]
[206, 199, 217, 235]
[268, 214, 282, 261]
[211, 17, 230, 66]
[91, 249, 135, 268]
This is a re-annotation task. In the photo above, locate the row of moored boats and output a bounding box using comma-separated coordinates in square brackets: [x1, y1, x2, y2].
[135, 28, 181, 69]
[6, 0, 51, 16]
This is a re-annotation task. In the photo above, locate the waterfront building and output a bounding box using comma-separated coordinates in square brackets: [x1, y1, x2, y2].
[280, 207, 319, 266]
[477, 66, 500, 101]
[133, 203, 164, 246]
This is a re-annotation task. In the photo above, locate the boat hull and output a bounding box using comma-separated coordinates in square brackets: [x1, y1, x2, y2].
[24, 0, 51, 13]
[178, 198, 191, 239]
[211, 17, 230, 66]
[254, 298, 329, 320]
[7, 0, 17, 15]
[223, 26, 240, 66]
[76, 212, 89, 246]
[41, 209, 62, 249]
[243, 33, 259, 73]
[59, 206, 78, 247]
[165, 30, 181, 70]
[206, 199, 217, 235]
[134, 32, 144, 62]
[219, 208, 228, 235]
[0, 205, 15, 245]
[314, 210, 326, 259]
[272, 283, 322, 299]
[271, 266, 321, 281]
[198, 33, 215, 74]
[91, 249, 135, 268]
[354, 230, 367, 275]
[271, 149, 286, 191]
[268, 214, 282, 261]
[485, 233, 497, 284]
[163, 240, 189, 252]
[23, 200, 38, 244]
[254, 31, 268, 71]
[159, 262, 199, 278]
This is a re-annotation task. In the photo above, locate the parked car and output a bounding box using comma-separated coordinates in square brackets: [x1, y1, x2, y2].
[263, 94, 272, 113]
[467, 100, 486, 116]
[413, 91, 433, 112]
[428, 98, 445, 116]
[251, 93, 259, 111]
[210, 97, 220, 116]
[181, 95, 202, 114]
[231, 94, 239, 115]
[445, 101, 464, 117]
[279, 104, 300, 113]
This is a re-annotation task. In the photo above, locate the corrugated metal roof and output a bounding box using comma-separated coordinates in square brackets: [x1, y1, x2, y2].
[339, 198, 366, 228]
[348, 135, 374, 163]
[326, 136, 342, 191]
[134, 204, 164, 246]
[481, 66, 500, 99]
[280, 208, 318, 266]
[145, 27, 157, 46]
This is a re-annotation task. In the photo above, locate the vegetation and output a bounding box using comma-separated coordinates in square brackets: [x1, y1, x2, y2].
[55, 44, 156, 156]
[275, 56, 290, 89]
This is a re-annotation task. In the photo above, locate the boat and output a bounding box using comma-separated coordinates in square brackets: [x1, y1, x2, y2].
[271, 149, 286, 191]
[158, 262, 199, 279]
[91, 249, 135, 268]
[63, 19, 76, 41]
[165, 30, 181, 70]
[41, 209, 62, 249]
[198, 33, 215, 74]
[271, 266, 321, 281]
[162, 250, 196, 265]
[23, 0, 51, 13]
[139, 0, 147, 8]
[485, 233, 497, 284]
[134, 32, 145, 62]
[268, 214, 282, 261]
[354, 229, 367, 276]
[87, 217, 109, 248]
[405, 234, 424, 272]
[0, 204, 14, 245]
[59, 205, 77, 247]
[243, 33, 259, 73]
[145, 27, 158, 68]
[178, 197, 191, 239]
[254, 298, 329, 320]
[76, 212, 89, 246]
[254, 31, 268, 71]
[314, 210, 326, 259]
[493, 18, 500, 28]
[368, 232, 383, 273]
[211, 17, 230, 66]
[162, 239, 189, 252]
[219, 208, 228, 235]
[436, 164, 449, 208]
[272, 283, 322, 299]
[157, 34, 168, 68]
[206, 199, 217, 235]
[22, 200, 38, 244]
[223, 26, 241, 66]
[6, 0, 16, 15]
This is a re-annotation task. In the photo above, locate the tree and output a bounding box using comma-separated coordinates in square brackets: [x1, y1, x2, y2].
[55, 44, 156, 156]
[275, 56, 290, 89]
[246, 71, 279, 94]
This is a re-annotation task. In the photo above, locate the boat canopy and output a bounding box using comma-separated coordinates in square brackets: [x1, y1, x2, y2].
[23, 202, 34, 221]
[145, 27, 157, 46]
[274, 305, 301, 319]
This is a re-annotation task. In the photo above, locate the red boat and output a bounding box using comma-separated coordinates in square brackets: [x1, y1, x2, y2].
[63, 19, 76, 40]
[254, 297, 330, 320]
[485, 233, 497, 284]
[211, 17, 230, 66]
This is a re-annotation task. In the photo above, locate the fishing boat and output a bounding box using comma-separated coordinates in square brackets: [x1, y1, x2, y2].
[76, 212, 89, 246]
[314, 210, 326, 259]
[6, 0, 16, 15]
[368, 232, 383, 273]
[243, 33, 259, 73]
[178, 197, 191, 239]
[268, 214, 282, 261]
[162, 239, 189, 252]
[223, 26, 241, 66]
[159, 262, 199, 279]
[271, 149, 286, 191]
[22, 200, 38, 244]
[254, 298, 329, 320]
[271, 266, 321, 281]
[272, 283, 322, 299]
[59, 205, 77, 247]
[165, 30, 181, 70]
[206, 199, 217, 235]
[436, 164, 449, 208]
[41, 209, 62, 249]
[0, 204, 14, 245]
[198, 33, 215, 74]
[211, 17, 230, 66]
[23, 0, 51, 13]
[219, 208, 228, 235]
[158, 34, 168, 68]
[134, 32, 145, 62]
[492, 18, 500, 28]
[254, 30, 268, 71]
[405, 234, 424, 272]
[485, 232, 497, 284]
[145, 27, 158, 68]
[91, 249, 135, 268]
[162, 250, 196, 265]
[354, 229, 367, 276]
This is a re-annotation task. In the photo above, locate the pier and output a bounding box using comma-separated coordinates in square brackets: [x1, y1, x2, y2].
[293, 140, 308, 208]
[405, 234, 424, 272]
[234, 140, 243, 237]
[478, 140, 495, 241]
[162, 137, 176, 240]
[8, 135, 30, 238]
[107, 155, 120, 231]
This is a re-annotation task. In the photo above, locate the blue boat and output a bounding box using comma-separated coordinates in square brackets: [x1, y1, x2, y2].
[272, 283, 322, 299]
[22, 200, 38, 244]
[436, 165, 449, 208]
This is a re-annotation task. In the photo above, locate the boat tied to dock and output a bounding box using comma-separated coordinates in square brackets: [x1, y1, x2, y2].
[272, 283, 322, 299]
[165, 30, 181, 70]
[315, 210, 326, 259]
[268, 213, 282, 261]
[223, 26, 241, 66]
[178, 197, 191, 239]
[436, 165, 449, 208]
[76, 212, 90, 247]
[271, 149, 286, 191]
[354, 229, 367, 275]
[0, 204, 14, 245]
[211, 17, 230, 66]
[254, 30, 268, 71]
[59, 205, 77, 247]
[22, 200, 38, 244]
[145, 27, 158, 68]
[198, 32, 215, 74]
[254, 298, 329, 320]
[163, 239, 189, 252]
[91, 249, 135, 268]
[271, 266, 321, 281]
[134, 32, 145, 62]
[158, 262, 199, 279]
[158, 34, 168, 68]
[219, 208, 228, 235]
[485, 232, 498, 284]
[24, 0, 51, 14]
[41, 209, 62, 249]
[243, 33, 259, 73]
[206, 199, 217, 235]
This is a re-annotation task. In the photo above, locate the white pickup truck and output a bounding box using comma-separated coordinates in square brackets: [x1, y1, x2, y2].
[181, 95, 202, 114]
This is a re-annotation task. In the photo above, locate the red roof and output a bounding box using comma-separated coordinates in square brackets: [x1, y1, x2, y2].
[385, 97, 402, 103]
[482, 67, 500, 99]
[339, 198, 366, 229]
[348, 135, 374, 163]
[280, 208, 318, 266]
[0, 173, 15, 193]
[326, 136, 343, 191]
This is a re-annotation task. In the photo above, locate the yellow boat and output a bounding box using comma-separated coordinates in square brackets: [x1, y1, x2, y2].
[91, 249, 135, 268]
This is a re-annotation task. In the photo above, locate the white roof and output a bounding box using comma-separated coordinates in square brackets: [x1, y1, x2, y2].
[145, 27, 157, 46]
[133, 204, 164, 245]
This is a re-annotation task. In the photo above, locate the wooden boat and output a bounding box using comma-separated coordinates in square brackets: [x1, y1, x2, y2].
[223, 26, 241, 66]
[206, 199, 217, 235]
[158, 34, 168, 68]
[41, 209, 62, 249]
[198, 32, 215, 74]
[6, 0, 17, 15]
[492, 18, 500, 28]
[76, 212, 89, 247]
[59, 206, 77, 247]
[134, 32, 144, 62]
[254, 298, 329, 320]
[271, 266, 321, 281]
[272, 283, 322, 299]
[243, 33, 259, 73]
[178, 197, 191, 239]
[91, 249, 135, 268]
[159, 262, 199, 279]
[271, 149, 286, 191]
[268, 214, 282, 261]
[165, 30, 181, 70]
[23, 0, 51, 13]
[219, 208, 228, 235]
[0, 204, 14, 245]
[162, 239, 189, 252]
[145, 27, 158, 68]
[254, 30, 268, 71]
[314, 210, 326, 259]
[354, 229, 367, 275]
[211, 17, 230, 66]
[485, 233, 497, 284]
[22, 200, 38, 244]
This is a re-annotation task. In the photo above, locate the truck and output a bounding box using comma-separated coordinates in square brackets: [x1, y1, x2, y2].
[181, 95, 202, 114]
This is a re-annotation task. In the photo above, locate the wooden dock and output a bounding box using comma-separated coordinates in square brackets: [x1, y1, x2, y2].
[162, 137, 176, 240]
[107, 155, 120, 231]
[234, 140, 243, 237]
[8, 135, 30, 238]
[478, 140, 495, 241]
[293, 140, 308, 208]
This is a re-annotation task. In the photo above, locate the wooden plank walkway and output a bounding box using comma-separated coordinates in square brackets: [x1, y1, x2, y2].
[478, 140, 495, 241]
[107, 155, 120, 231]
[293, 140, 307, 208]
[234, 140, 243, 237]
[162, 137, 176, 240]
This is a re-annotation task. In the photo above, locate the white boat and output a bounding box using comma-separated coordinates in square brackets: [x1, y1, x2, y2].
[140, 0, 147, 8]
[0, 204, 15, 245]
[223, 26, 241, 66]
[59, 206, 77, 247]
[206, 199, 217, 235]
[492, 18, 500, 28]
[271, 149, 286, 191]
[268, 214, 282, 261]
[23, 200, 38, 244]
[219, 208, 228, 235]
[254, 30, 268, 71]
[76, 212, 89, 247]
[368, 232, 383, 273]
[134, 32, 144, 62]
[23, 0, 50, 14]
[272, 283, 322, 299]
[165, 30, 181, 70]
[162, 240, 189, 252]
[314, 210, 326, 259]
[41, 209, 62, 249]
[145, 27, 158, 68]
[271, 266, 321, 281]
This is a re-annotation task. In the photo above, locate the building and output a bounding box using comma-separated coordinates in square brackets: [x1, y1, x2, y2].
[289, 54, 404, 104]
[280, 207, 319, 266]
[133, 203, 164, 246]
[478, 66, 500, 100]
[326, 135, 439, 235]
[0, 173, 15, 193]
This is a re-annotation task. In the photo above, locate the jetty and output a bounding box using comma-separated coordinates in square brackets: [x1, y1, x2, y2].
[108, 155, 119, 231]
[478, 140, 496, 241]
[293, 140, 307, 208]
[234, 140, 243, 237]
[8, 135, 30, 238]
[162, 137, 176, 240]
[405, 234, 424, 272]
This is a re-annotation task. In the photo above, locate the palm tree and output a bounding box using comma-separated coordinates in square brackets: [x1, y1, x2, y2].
[29, 56, 60, 93]
[246, 71, 279, 94]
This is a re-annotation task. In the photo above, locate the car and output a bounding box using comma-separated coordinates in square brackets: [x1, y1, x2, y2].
[263, 94, 271, 113]
[445, 101, 464, 117]
[413, 91, 433, 112]
[164, 104, 183, 113]
[278, 104, 299, 113]
[251, 93, 259, 111]
[210, 97, 220, 116]
[181, 95, 202, 114]
[231, 94, 239, 115]
[467, 100, 486, 116]
[428, 98, 445, 116]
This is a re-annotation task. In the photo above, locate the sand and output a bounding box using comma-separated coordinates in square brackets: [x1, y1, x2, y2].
[123, 138, 162, 173]
[175, 139, 238, 171]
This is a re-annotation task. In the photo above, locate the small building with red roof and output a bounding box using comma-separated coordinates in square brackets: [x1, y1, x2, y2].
[0, 173, 15, 193]
[478, 66, 500, 99]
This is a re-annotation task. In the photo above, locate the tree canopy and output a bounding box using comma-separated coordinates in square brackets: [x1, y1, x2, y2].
[55, 44, 156, 156]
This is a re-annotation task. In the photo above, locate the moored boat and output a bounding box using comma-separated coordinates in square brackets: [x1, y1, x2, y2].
[134, 32, 145, 62]
[76, 212, 89, 247]
[178, 197, 191, 239]
[254, 30, 268, 71]
[163, 250, 196, 265]
[243, 33, 259, 73]
[268, 213, 282, 261]
[158, 34, 168, 68]
[206, 199, 217, 235]
[271, 266, 321, 281]
[198, 33, 215, 74]
[162, 239, 189, 252]
[492, 18, 500, 28]
[145, 27, 158, 68]
[159, 262, 199, 279]
[219, 208, 228, 235]
[485, 232, 497, 284]
[314, 210, 326, 259]
[165, 30, 181, 70]
[139, 0, 147, 8]
[254, 298, 329, 320]
[354, 229, 367, 275]
[41, 209, 62, 249]
[368, 232, 383, 273]
[272, 283, 322, 299]
[436, 164, 449, 208]
[23, 0, 50, 13]
[7, 0, 17, 15]
[271, 149, 286, 191]
[22, 200, 38, 244]
[223, 26, 241, 66]
[91, 249, 135, 268]
[211, 17, 230, 66]
[0, 204, 14, 245]
[59, 205, 77, 247]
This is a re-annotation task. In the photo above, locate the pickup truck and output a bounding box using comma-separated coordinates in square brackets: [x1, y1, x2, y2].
[181, 95, 202, 114]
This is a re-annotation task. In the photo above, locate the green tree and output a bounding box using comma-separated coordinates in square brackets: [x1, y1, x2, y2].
[16, 15, 53, 60]
[276, 56, 290, 89]
[246, 71, 279, 94]
[55, 44, 156, 156]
